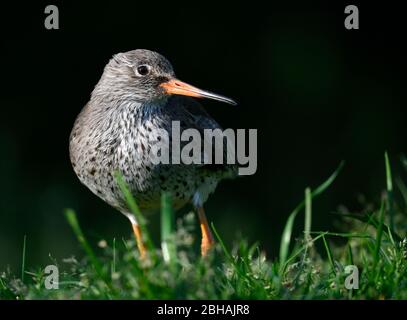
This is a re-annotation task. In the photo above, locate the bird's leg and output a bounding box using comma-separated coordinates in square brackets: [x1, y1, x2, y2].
[197, 207, 215, 256]
[132, 223, 147, 259]
[126, 214, 147, 259]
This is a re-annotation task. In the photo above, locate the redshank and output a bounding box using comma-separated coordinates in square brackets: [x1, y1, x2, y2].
[69, 49, 237, 258]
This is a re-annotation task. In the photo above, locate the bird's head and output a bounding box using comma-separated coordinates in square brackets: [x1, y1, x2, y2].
[94, 49, 236, 106]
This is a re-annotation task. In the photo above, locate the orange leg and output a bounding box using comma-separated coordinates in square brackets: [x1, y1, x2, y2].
[132, 223, 147, 259]
[197, 207, 215, 256]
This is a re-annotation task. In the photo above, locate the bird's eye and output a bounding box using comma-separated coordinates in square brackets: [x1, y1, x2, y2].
[136, 65, 150, 76]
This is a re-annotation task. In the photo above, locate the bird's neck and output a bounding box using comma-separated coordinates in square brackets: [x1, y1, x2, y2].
[87, 95, 169, 130]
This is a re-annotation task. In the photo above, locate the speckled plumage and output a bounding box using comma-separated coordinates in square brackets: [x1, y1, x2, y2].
[69, 49, 237, 221]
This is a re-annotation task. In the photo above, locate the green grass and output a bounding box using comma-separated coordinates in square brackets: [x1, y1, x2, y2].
[1, 154, 407, 299]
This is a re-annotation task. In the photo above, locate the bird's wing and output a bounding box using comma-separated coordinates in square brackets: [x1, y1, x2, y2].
[167, 96, 238, 178]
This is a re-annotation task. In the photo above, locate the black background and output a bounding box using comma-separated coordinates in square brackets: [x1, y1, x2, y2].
[0, 1, 406, 269]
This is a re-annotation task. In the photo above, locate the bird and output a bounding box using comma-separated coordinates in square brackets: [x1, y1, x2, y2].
[69, 49, 237, 258]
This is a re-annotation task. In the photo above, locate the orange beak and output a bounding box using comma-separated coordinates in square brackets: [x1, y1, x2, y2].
[160, 79, 237, 105]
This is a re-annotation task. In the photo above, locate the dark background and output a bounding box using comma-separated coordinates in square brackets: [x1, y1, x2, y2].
[0, 1, 406, 269]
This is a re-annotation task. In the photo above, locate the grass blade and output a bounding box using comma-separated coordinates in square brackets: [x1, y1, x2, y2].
[282, 232, 328, 270]
[114, 171, 154, 253]
[161, 192, 177, 265]
[304, 187, 312, 241]
[395, 177, 407, 208]
[279, 206, 300, 266]
[322, 234, 336, 275]
[211, 222, 234, 263]
[65, 209, 102, 272]
[373, 201, 385, 270]
[385, 152, 393, 192]
[385, 152, 394, 230]
[334, 212, 402, 242]
[114, 172, 144, 222]
[65, 209, 114, 293]
[111, 237, 116, 277]
[21, 235, 26, 282]
[347, 244, 354, 266]
[211, 223, 252, 282]
[279, 161, 344, 265]
[310, 231, 372, 239]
